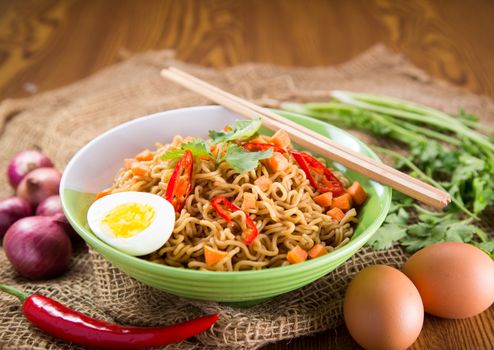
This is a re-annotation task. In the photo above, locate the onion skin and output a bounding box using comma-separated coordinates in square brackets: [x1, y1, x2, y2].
[36, 195, 63, 216]
[17, 168, 62, 206]
[36, 195, 80, 242]
[4, 216, 72, 279]
[7, 150, 54, 189]
[0, 197, 33, 241]
[52, 212, 81, 242]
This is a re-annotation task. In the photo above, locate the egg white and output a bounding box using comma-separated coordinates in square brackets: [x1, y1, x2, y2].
[87, 191, 175, 256]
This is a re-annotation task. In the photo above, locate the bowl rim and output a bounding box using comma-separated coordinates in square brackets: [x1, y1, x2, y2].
[61, 105, 392, 278]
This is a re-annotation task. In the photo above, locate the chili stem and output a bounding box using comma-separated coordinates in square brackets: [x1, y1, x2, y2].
[0, 284, 30, 302]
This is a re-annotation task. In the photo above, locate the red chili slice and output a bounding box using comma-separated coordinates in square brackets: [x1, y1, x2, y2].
[291, 151, 345, 196]
[211, 196, 259, 245]
[165, 150, 193, 212]
[242, 142, 286, 154]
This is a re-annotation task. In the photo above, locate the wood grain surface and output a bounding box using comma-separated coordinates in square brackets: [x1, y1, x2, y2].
[1, 0, 493, 349]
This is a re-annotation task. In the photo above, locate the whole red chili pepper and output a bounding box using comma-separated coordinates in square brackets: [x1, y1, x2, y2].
[242, 142, 286, 154]
[291, 151, 345, 196]
[211, 196, 259, 245]
[0, 284, 218, 350]
[165, 150, 194, 212]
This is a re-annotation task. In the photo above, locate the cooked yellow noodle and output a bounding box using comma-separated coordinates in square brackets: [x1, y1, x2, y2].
[107, 135, 358, 271]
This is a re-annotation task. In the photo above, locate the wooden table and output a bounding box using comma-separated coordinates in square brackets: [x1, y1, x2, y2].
[1, 1, 493, 349]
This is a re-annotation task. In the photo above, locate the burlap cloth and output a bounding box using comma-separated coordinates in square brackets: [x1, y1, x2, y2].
[1, 45, 493, 349]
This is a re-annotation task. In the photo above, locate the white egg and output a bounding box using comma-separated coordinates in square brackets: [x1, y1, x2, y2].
[87, 191, 175, 256]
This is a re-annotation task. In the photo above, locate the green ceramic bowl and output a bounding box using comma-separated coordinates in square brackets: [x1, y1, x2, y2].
[60, 106, 391, 304]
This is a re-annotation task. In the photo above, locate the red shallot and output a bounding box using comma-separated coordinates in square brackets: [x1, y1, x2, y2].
[36, 195, 80, 241]
[4, 216, 72, 279]
[7, 150, 54, 188]
[0, 197, 32, 241]
[36, 195, 63, 216]
[17, 168, 62, 206]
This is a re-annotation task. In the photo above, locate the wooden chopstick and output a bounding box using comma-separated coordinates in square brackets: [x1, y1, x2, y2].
[160, 67, 452, 209]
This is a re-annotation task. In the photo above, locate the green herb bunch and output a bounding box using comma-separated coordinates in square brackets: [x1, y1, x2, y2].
[161, 118, 273, 174]
[282, 91, 494, 258]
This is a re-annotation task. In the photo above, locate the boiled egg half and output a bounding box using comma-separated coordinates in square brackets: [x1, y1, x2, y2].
[87, 191, 175, 256]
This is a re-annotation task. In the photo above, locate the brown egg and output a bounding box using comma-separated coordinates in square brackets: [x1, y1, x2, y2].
[403, 242, 494, 319]
[344, 265, 424, 350]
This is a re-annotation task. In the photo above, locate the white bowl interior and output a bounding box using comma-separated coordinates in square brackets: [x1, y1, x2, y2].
[61, 106, 241, 193]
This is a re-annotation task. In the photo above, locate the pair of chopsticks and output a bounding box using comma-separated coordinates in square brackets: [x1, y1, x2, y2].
[160, 67, 451, 209]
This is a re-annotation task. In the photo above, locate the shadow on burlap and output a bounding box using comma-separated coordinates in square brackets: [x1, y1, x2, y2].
[0, 45, 493, 349]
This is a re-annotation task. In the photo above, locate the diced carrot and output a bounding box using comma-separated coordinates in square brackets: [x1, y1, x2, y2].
[331, 193, 353, 211]
[308, 244, 327, 259]
[327, 207, 345, 222]
[254, 176, 272, 192]
[135, 149, 154, 161]
[314, 192, 333, 207]
[204, 246, 228, 266]
[266, 152, 289, 172]
[124, 158, 135, 169]
[270, 129, 292, 149]
[131, 163, 149, 177]
[347, 181, 368, 205]
[210, 144, 219, 158]
[249, 135, 268, 144]
[242, 192, 257, 210]
[95, 188, 112, 200]
[287, 245, 308, 264]
[210, 143, 226, 158]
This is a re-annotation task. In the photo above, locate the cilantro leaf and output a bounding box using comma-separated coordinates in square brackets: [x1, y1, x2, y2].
[161, 139, 211, 160]
[367, 198, 487, 254]
[385, 208, 410, 225]
[160, 130, 271, 174]
[368, 224, 407, 250]
[399, 235, 431, 252]
[444, 222, 475, 242]
[222, 144, 273, 174]
[472, 176, 494, 213]
[475, 226, 489, 242]
[455, 109, 479, 123]
[474, 241, 494, 258]
[367, 202, 408, 250]
[399, 220, 480, 253]
[209, 118, 262, 144]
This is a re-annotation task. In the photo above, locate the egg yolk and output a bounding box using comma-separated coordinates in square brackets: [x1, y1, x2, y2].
[102, 203, 155, 238]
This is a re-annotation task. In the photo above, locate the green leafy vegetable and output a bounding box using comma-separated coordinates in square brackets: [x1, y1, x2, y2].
[367, 223, 407, 250]
[219, 144, 273, 174]
[369, 194, 488, 254]
[161, 139, 211, 160]
[161, 122, 271, 174]
[475, 241, 494, 259]
[282, 92, 494, 257]
[209, 118, 262, 144]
